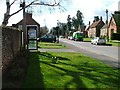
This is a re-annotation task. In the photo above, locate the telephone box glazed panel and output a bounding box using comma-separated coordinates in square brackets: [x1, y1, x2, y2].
[27, 25, 38, 50]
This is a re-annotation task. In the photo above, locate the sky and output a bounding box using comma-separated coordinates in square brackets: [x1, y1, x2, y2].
[0, 0, 120, 29]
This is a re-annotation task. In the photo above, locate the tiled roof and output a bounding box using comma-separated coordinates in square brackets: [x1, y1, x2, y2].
[85, 25, 90, 31]
[16, 13, 40, 26]
[101, 24, 108, 29]
[113, 14, 120, 26]
[16, 18, 40, 26]
[90, 20, 101, 28]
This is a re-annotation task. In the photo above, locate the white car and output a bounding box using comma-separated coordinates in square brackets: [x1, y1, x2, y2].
[68, 36, 73, 40]
[91, 37, 106, 45]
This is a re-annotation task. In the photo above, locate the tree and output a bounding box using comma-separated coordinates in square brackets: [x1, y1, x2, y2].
[58, 22, 67, 36]
[75, 10, 84, 31]
[76, 10, 84, 25]
[67, 15, 72, 35]
[2, 0, 68, 26]
[72, 17, 77, 31]
[40, 26, 49, 36]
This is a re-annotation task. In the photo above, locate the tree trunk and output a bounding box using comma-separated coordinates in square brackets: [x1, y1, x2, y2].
[2, 1, 10, 26]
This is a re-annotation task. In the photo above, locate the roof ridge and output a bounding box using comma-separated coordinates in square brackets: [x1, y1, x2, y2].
[90, 20, 101, 28]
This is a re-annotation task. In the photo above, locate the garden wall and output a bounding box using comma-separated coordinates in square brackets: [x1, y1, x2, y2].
[1, 26, 22, 72]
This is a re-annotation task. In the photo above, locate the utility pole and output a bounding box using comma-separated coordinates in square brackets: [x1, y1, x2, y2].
[56, 20, 60, 43]
[23, 0, 26, 48]
[106, 9, 109, 42]
[20, 0, 26, 48]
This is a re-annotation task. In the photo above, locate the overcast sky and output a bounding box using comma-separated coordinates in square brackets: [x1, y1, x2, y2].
[0, 0, 119, 29]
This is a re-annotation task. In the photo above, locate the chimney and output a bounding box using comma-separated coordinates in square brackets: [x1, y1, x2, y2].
[100, 16, 102, 21]
[26, 12, 32, 18]
[94, 16, 99, 21]
[89, 21, 90, 25]
[106, 20, 108, 24]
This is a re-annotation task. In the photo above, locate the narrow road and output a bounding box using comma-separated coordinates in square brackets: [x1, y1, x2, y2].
[59, 38, 119, 68]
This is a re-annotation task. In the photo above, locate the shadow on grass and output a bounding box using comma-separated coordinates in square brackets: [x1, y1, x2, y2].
[40, 61, 87, 89]
[2, 49, 29, 88]
[23, 51, 119, 89]
[58, 61, 120, 89]
[39, 52, 70, 61]
[22, 52, 45, 89]
[40, 59, 119, 89]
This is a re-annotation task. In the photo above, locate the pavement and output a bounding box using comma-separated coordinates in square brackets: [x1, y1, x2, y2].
[38, 43, 119, 69]
[38, 48, 76, 52]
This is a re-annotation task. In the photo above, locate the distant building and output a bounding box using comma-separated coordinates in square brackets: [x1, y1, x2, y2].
[87, 16, 105, 38]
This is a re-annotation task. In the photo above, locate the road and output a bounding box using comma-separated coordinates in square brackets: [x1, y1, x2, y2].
[59, 38, 119, 68]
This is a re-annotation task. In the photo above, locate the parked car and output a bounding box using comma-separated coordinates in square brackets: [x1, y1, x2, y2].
[59, 36, 65, 38]
[91, 37, 106, 45]
[39, 35, 56, 42]
[68, 36, 73, 40]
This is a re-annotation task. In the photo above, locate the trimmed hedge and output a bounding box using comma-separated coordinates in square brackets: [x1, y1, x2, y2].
[111, 33, 120, 40]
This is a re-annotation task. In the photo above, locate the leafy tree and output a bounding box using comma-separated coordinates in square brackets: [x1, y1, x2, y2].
[40, 26, 49, 36]
[72, 17, 77, 31]
[67, 15, 72, 35]
[2, 0, 69, 26]
[75, 10, 84, 31]
[76, 10, 84, 25]
[58, 22, 67, 36]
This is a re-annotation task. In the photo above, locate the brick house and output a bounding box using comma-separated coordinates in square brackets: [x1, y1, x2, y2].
[109, 11, 120, 40]
[13, 12, 40, 37]
[88, 16, 105, 38]
[100, 23, 108, 38]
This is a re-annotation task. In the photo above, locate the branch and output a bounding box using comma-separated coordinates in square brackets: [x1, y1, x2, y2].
[10, 0, 17, 7]
[9, 0, 38, 17]
[59, 4, 67, 12]
[33, 1, 60, 6]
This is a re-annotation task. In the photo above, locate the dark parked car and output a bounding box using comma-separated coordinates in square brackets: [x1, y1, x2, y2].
[39, 35, 56, 42]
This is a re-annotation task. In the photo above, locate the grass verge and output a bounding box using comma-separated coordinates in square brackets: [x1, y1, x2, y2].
[38, 42, 67, 49]
[83, 38, 92, 42]
[22, 51, 120, 89]
[107, 41, 120, 47]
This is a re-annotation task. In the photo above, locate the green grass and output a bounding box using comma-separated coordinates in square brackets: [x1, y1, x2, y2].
[83, 38, 92, 42]
[22, 52, 120, 89]
[107, 41, 120, 47]
[38, 42, 67, 49]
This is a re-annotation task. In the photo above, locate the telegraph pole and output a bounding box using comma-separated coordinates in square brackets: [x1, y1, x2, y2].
[23, 0, 26, 48]
[20, 0, 26, 48]
[106, 9, 109, 42]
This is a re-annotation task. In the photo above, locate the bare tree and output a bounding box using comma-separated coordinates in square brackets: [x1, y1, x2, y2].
[2, 0, 68, 26]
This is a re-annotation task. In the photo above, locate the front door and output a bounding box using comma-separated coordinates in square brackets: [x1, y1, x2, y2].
[27, 25, 38, 50]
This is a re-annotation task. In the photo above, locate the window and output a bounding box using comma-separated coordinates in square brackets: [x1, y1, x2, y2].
[18, 25, 22, 30]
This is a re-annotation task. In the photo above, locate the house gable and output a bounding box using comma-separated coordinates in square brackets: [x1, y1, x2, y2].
[14, 13, 40, 37]
[16, 16, 40, 26]
[88, 16, 105, 37]
[113, 14, 120, 26]
[109, 16, 117, 27]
